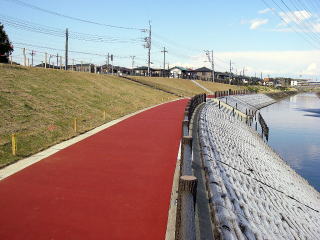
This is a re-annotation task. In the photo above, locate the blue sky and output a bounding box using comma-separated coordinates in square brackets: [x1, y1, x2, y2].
[1, 0, 320, 79]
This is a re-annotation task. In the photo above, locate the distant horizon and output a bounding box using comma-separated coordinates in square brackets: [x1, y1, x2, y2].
[1, 0, 319, 80]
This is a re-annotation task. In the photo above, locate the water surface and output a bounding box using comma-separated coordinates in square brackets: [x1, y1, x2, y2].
[260, 93, 320, 191]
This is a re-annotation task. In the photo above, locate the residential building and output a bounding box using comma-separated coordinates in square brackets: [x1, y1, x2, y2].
[194, 67, 212, 81]
[169, 66, 188, 78]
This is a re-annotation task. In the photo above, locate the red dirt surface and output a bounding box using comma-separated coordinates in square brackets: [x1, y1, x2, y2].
[0, 99, 187, 240]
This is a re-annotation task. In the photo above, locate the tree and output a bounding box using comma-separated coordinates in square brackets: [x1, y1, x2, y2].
[0, 23, 14, 63]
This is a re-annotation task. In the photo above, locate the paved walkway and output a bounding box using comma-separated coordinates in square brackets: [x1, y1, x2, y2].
[0, 99, 188, 240]
[191, 80, 213, 94]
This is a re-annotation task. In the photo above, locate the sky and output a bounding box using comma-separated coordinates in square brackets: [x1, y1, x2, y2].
[1, 0, 320, 80]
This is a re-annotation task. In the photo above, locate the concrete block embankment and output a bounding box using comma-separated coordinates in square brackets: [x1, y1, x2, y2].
[219, 94, 276, 115]
[197, 99, 320, 239]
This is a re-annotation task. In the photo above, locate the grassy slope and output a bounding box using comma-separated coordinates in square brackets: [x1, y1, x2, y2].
[194, 80, 244, 92]
[0, 64, 176, 166]
[130, 76, 207, 96]
[129, 77, 246, 96]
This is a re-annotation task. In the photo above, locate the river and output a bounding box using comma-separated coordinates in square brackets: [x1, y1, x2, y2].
[260, 93, 320, 192]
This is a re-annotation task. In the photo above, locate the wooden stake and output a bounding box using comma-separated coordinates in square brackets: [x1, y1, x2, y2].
[11, 134, 17, 156]
[73, 118, 77, 132]
[103, 110, 106, 120]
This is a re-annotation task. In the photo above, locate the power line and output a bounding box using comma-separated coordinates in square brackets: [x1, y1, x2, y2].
[260, 0, 320, 49]
[0, 14, 143, 44]
[3, 0, 145, 31]
[278, 0, 320, 42]
[12, 42, 138, 60]
[301, 0, 320, 14]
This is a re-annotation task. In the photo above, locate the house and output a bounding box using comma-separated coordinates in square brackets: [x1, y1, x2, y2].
[297, 79, 309, 86]
[194, 67, 212, 81]
[263, 78, 274, 86]
[114, 66, 131, 75]
[276, 78, 291, 88]
[291, 80, 298, 86]
[73, 63, 93, 72]
[169, 66, 188, 78]
[133, 66, 153, 76]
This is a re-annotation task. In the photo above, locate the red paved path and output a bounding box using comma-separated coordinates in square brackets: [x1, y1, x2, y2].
[0, 99, 187, 240]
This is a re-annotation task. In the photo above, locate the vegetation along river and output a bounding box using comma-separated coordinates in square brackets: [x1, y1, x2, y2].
[260, 92, 320, 192]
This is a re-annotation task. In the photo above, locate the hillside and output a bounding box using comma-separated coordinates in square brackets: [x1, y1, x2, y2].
[193, 80, 244, 92]
[0, 64, 176, 166]
[130, 76, 206, 96]
[130, 76, 244, 96]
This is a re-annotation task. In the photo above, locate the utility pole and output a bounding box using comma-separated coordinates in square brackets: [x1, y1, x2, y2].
[29, 50, 35, 67]
[144, 21, 151, 77]
[45, 52, 47, 68]
[56, 53, 59, 69]
[107, 53, 110, 74]
[65, 28, 68, 70]
[205, 50, 214, 82]
[111, 54, 114, 75]
[161, 47, 168, 77]
[130, 56, 135, 75]
[23, 48, 26, 66]
[49, 54, 52, 68]
[229, 60, 233, 82]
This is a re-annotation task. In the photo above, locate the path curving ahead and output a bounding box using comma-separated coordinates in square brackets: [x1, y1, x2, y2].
[0, 99, 188, 240]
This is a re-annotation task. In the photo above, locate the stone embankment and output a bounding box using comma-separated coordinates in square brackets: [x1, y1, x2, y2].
[219, 94, 276, 115]
[197, 94, 320, 239]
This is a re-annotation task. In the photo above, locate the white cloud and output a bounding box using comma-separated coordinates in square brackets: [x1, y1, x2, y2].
[241, 18, 269, 30]
[250, 19, 269, 29]
[302, 63, 318, 75]
[258, 8, 272, 14]
[274, 10, 320, 32]
[279, 10, 312, 25]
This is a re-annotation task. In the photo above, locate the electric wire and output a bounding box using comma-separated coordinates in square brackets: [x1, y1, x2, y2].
[2, 0, 145, 31]
[0, 14, 144, 44]
[261, 0, 320, 49]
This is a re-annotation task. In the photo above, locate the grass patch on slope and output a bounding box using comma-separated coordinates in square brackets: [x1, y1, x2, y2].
[0, 64, 176, 166]
[195, 80, 244, 93]
[130, 76, 207, 96]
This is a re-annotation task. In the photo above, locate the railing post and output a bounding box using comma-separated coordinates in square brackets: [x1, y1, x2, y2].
[182, 120, 189, 137]
[178, 175, 197, 240]
[181, 136, 193, 175]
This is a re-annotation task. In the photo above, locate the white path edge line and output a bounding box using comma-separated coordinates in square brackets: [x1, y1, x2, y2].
[191, 80, 214, 94]
[0, 98, 184, 181]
